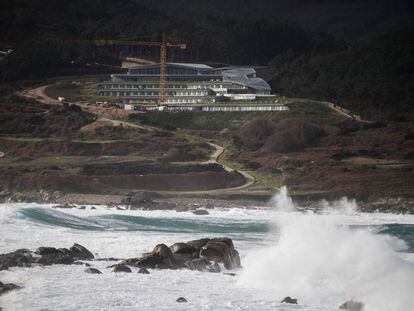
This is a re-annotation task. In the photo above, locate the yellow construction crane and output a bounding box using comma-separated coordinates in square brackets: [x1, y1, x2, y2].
[68, 34, 186, 104]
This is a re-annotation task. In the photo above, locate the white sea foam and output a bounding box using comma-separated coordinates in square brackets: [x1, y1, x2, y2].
[1, 196, 414, 310]
[238, 187, 414, 310]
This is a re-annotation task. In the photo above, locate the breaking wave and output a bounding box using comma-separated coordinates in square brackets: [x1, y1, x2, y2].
[239, 187, 414, 310]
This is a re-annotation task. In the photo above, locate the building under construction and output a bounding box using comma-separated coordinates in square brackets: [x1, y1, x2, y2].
[96, 63, 273, 104]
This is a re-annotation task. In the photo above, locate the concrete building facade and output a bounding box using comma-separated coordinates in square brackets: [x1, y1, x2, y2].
[96, 63, 273, 104]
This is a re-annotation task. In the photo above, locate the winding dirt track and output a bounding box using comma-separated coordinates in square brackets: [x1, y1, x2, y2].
[19, 84, 256, 193]
[199, 143, 256, 193]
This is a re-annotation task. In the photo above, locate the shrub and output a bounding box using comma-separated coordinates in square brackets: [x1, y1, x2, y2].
[234, 117, 326, 153]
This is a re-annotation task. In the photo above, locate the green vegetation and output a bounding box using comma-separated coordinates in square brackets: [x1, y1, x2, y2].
[270, 33, 414, 121]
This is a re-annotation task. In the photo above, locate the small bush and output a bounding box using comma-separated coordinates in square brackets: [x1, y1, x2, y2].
[234, 117, 326, 153]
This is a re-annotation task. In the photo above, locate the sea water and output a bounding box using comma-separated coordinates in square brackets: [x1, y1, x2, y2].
[0, 189, 414, 310]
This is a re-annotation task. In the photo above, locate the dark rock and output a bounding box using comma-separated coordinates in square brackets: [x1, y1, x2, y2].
[169, 243, 196, 255]
[90, 206, 96, 210]
[199, 237, 241, 269]
[176, 297, 187, 303]
[204, 203, 214, 209]
[85, 267, 102, 274]
[78, 206, 86, 210]
[185, 258, 221, 273]
[1, 244, 95, 270]
[340, 300, 364, 311]
[33, 251, 74, 266]
[70, 243, 94, 260]
[112, 264, 132, 273]
[121, 255, 162, 269]
[138, 267, 150, 274]
[192, 209, 209, 215]
[223, 272, 237, 276]
[281, 296, 298, 304]
[0, 249, 33, 270]
[152, 244, 173, 259]
[185, 238, 210, 251]
[55, 203, 74, 209]
[119, 237, 239, 272]
[35, 247, 61, 256]
[0, 281, 21, 295]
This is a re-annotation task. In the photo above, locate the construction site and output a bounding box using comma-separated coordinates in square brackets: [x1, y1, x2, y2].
[65, 35, 284, 112]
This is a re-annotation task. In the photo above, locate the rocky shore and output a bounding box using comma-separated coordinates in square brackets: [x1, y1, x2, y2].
[0, 237, 241, 299]
[1, 189, 413, 214]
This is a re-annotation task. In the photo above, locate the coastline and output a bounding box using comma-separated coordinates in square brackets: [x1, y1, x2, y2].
[1, 190, 413, 214]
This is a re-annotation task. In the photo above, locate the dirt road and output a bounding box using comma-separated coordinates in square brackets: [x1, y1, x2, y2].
[199, 142, 255, 192]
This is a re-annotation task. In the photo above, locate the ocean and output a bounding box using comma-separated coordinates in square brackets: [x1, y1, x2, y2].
[1, 189, 414, 310]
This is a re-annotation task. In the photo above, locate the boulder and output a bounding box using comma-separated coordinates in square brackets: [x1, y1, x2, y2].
[169, 243, 196, 255]
[85, 268, 102, 274]
[138, 267, 150, 274]
[70, 243, 94, 260]
[112, 264, 132, 273]
[152, 244, 173, 259]
[1, 244, 95, 270]
[35, 247, 62, 256]
[0, 249, 34, 270]
[176, 297, 188, 303]
[281, 297, 298, 304]
[192, 209, 209, 215]
[34, 251, 74, 266]
[119, 237, 240, 272]
[185, 258, 221, 273]
[0, 281, 21, 295]
[185, 238, 210, 251]
[339, 300, 364, 311]
[199, 237, 241, 269]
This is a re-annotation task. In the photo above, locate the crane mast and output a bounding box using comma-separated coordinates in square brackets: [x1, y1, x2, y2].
[68, 35, 186, 104]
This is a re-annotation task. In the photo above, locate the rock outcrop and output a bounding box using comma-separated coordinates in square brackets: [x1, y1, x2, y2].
[339, 300, 364, 311]
[281, 296, 298, 304]
[118, 237, 240, 272]
[199, 237, 241, 269]
[176, 297, 188, 303]
[0, 244, 94, 270]
[112, 264, 132, 273]
[85, 268, 102, 274]
[0, 281, 21, 295]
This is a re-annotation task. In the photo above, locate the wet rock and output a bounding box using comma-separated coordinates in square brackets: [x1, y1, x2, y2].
[70, 243, 94, 260]
[85, 267, 102, 274]
[0, 281, 21, 295]
[176, 297, 187, 303]
[185, 238, 210, 251]
[223, 272, 237, 276]
[340, 300, 364, 311]
[0, 249, 34, 270]
[192, 209, 209, 215]
[112, 264, 132, 273]
[33, 249, 74, 266]
[152, 244, 174, 259]
[185, 258, 221, 273]
[120, 237, 240, 272]
[281, 296, 298, 304]
[169, 243, 196, 255]
[55, 203, 74, 209]
[90, 206, 96, 210]
[78, 206, 86, 210]
[138, 267, 150, 274]
[35, 247, 62, 256]
[199, 237, 241, 269]
[1, 244, 94, 270]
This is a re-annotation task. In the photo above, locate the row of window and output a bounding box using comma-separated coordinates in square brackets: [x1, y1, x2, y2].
[99, 91, 209, 97]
